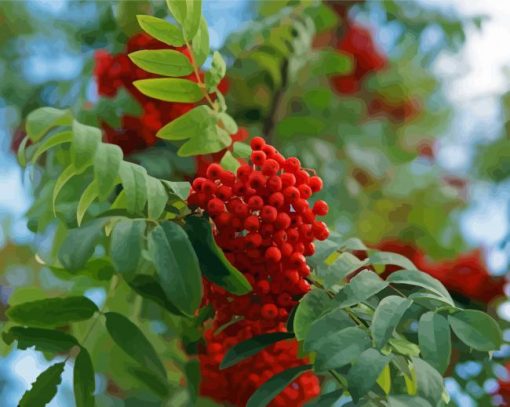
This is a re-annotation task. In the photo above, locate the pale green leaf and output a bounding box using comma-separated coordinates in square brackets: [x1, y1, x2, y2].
[129, 49, 193, 77]
[136, 15, 184, 46]
[133, 78, 203, 103]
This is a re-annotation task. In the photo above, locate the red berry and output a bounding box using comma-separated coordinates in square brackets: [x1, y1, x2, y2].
[261, 303, 278, 319]
[309, 176, 323, 192]
[267, 175, 282, 192]
[206, 163, 223, 180]
[281, 173, 296, 187]
[284, 157, 301, 173]
[262, 145, 276, 157]
[202, 180, 217, 195]
[284, 269, 300, 284]
[192, 177, 206, 191]
[304, 242, 315, 256]
[247, 195, 264, 210]
[283, 186, 300, 203]
[245, 232, 262, 248]
[313, 200, 329, 216]
[251, 150, 267, 166]
[265, 246, 282, 262]
[216, 185, 232, 201]
[244, 215, 260, 232]
[249, 171, 266, 189]
[262, 159, 279, 176]
[298, 184, 312, 199]
[289, 252, 306, 268]
[256, 280, 271, 295]
[293, 199, 309, 214]
[261, 206, 278, 223]
[250, 136, 265, 150]
[275, 212, 291, 230]
[237, 164, 252, 180]
[295, 169, 310, 185]
[268, 192, 285, 208]
[207, 198, 225, 216]
[219, 170, 236, 186]
[280, 242, 293, 257]
[273, 230, 287, 245]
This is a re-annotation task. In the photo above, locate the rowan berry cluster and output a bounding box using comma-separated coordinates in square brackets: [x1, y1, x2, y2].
[199, 320, 320, 407]
[190, 137, 327, 405]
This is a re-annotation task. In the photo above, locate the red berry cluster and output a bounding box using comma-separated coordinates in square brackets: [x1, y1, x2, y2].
[200, 320, 320, 407]
[330, 22, 386, 94]
[190, 138, 328, 405]
[189, 137, 329, 325]
[94, 33, 228, 155]
[367, 240, 505, 304]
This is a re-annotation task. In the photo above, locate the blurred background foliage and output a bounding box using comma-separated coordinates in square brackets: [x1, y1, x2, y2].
[0, 0, 509, 406]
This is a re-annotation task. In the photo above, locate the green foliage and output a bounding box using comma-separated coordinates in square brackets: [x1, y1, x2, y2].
[6, 296, 98, 327]
[19, 362, 66, 407]
[371, 296, 412, 349]
[2, 327, 78, 353]
[221, 332, 294, 369]
[73, 347, 95, 407]
[133, 78, 203, 103]
[136, 15, 185, 47]
[418, 312, 451, 374]
[448, 310, 502, 351]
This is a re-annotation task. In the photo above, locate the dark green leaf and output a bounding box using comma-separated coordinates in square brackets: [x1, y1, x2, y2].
[148, 221, 202, 315]
[304, 389, 343, 407]
[387, 270, 454, 305]
[136, 15, 184, 46]
[26, 107, 72, 142]
[162, 180, 191, 200]
[347, 348, 390, 402]
[412, 357, 444, 406]
[304, 307, 355, 352]
[184, 216, 251, 295]
[335, 269, 388, 307]
[19, 362, 65, 407]
[448, 310, 502, 351]
[72, 121, 101, 172]
[74, 347, 95, 407]
[371, 296, 412, 349]
[94, 143, 122, 200]
[128, 365, 169, 397]
[110, 219, 146, 279]
[104, 312, 167, 380]
[128, 274, 183, 315]
[129, 50, 193, 77]
[133, 78, 203, 103]
[58, 220, 106, 270]
[2, 326, 78, 353]
[293, 288, 333, 341]
[6, 296, 98, 327]
[312, 327, 371, 371]
[185, 360, 200, 405]
[369, 251, 418, 271]
[418, 312, 451, 374]
[221, 332, 294, 369]
[247, 364, 312, 407]
[119, 161, 148, 215]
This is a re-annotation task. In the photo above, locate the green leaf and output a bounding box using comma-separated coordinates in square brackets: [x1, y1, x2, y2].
[388, 337, 420, 357]
[387, 270, 454, 305]
[185, 360, 200, 405]
[52, 164, 79, 211]
[412, 357, 444, 406]
[388, 395, 432, 407]
[104, 312, 167, 380]
[74, 347, 95, 407]
[220, 150, 240, 172]
[129, 49, 193, 77]
[246, 364, 312, 407]
[166, 0, 187, 25]
[336, 269, 388, 307]
[205, 51, 226, 91]
[162, 180, 191, 200]
[377, 364, 392, 395]
[128, 274, 183, 316]
[304, 389, 343, 407]
[293, 288, 333, 341]
[218, 112, 238, 135]
[369, 251, 418, 271]
[17, 135, 30, 167]
[146, 176, 168, 219]
[136, 15, 184, 46]
[157, 105, 215, 140]
[371, 296, 412, 349]
[58, 220, 106, 270]
[418, 312, 451, 374]
[77, 181, 98, 226]
[133, 78, 203, 103]
[178, 125, 231, 156]
[26, 107, 72, 142]
[2, 326, 78, 353]
[183, 0, 202, 39]
[191, 17, 210, 67]
[128, 366, 169, 397]
[94, 143, 122, 200]
[110, 219, 146, 279]
[119, 161, 148, 214]
[304, 307, 355, 352]
[448, 309, 502, 351]
[311, 327, 371, 371]
[31, 130, 73, 165]
[221, 332, 294, 369]
[312, 50, 353, 76]
[19, 362, 65, 407]
[233, 141, 251, 159]
[184, 216, 252, 295]
[347, 348, 390, 402]
[148, 221, 202, 315]
[72, 121, 101, 172]
[6, 297, 98, 327]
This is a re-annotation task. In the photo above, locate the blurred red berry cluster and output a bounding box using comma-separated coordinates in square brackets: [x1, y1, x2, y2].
[190, 137, 328, 405]
[375, 240, 505, 303]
